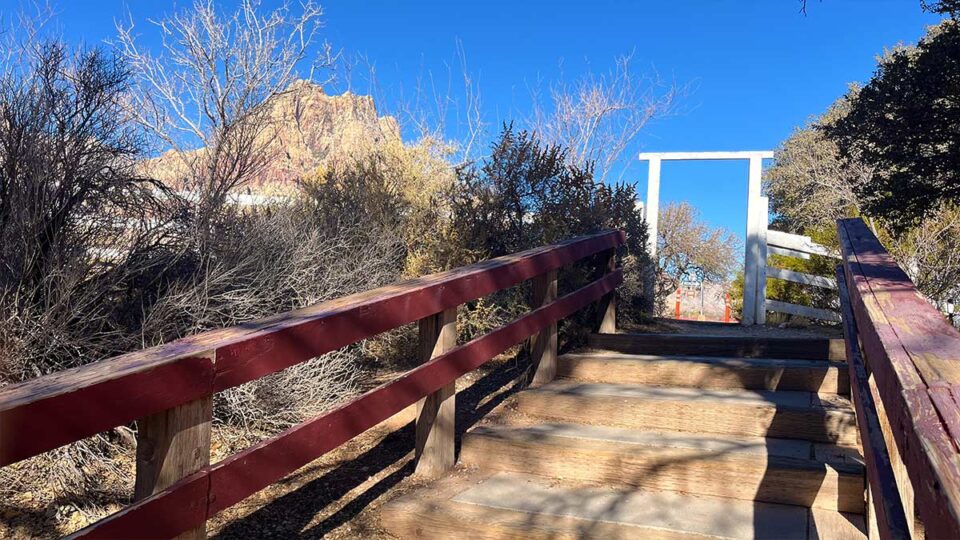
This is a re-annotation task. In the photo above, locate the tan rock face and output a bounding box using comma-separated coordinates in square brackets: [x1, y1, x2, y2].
[143, 81, 401, 193]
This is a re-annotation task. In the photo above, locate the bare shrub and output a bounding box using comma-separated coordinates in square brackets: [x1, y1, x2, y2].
[140, 203, 405, 436]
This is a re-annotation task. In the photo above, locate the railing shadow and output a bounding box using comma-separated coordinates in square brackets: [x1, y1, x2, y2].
[474, 342, 866, 538]
[211, 354, 530, 539]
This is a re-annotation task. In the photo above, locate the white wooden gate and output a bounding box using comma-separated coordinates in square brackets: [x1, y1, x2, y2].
[638, 151, 839, 325]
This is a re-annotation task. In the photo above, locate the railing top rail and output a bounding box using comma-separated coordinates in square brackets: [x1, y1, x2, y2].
[838, 217, 960, 538]
[0, 229, 626, 467]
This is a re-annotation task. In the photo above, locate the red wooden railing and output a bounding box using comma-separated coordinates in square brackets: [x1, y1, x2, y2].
[0, 229, 626, 539]
[837, 218, 960, 539]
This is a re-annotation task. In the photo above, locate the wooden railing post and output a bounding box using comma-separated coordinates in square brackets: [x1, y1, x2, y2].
[415, 307, 457, 477]
[530, 269, 558, 386]
[597, 249, 617, 333]
[134, 352, 214, 540]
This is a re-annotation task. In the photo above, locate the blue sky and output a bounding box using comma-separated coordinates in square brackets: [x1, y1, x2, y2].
[6, 0, 943, 239]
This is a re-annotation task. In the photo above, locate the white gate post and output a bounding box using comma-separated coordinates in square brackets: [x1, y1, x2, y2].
[643, 157, 661, 313]
[754, 196, 769, 325]
[742, 156, 764, 325]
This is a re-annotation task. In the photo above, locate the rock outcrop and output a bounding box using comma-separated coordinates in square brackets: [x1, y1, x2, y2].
[145, 81, 400, 192]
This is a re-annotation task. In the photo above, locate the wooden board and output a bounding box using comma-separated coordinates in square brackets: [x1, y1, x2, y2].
[770, 245, 812, 260]
[0, 229, 625, 467]
[767, 266, 838, 290]
[588, 333, 847, 361]
[66, 270, 622, 539]
[529, 270, 558, 386]
[415, 308, 458, 477]
[839, 217, 960, 539]
[768, 229, 840, 259]
[766, 299, 841, 323]
[835, 265, 911, 539]
[557, 352, 847, 394]
[461, 423, 864, 512]
[134, 393, 212, 540]
[514, 382, 859, 445]
[381, 469, 861, 540]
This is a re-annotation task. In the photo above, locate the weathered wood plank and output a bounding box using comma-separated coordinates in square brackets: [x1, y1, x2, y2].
[839, 217, 960, 539]
[134, 390, 212, 540]
[530, 270, 558, 386]
[67, 270, 623, 539]
[415, 308, 457, 477]
[768, 229, 840, 259]
[766, 299, 840, 323]
[768, 266, 838, 290]
[588, 332, 847, 361]
[0, 229, 625, 467]
[461, 424, 864, 512]
[835, 265, 911, 540]
[557, 352, 847, 393]
[596, 250, 617, 333]
[515, 382, 858, 445]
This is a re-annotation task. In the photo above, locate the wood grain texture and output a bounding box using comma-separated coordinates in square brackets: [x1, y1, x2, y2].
[514, 382, 859, 445]
[416, 308, 457, 477]
[558, 352, 847, 393]
[530, 270, 558, 386]
[66, 270, 623, 539]
[0, 230, 626, 467]
[461, 424, 864, 512]
[134, 392, 212, 540]
[839, 217, 960, 539]
[381, 469, 858, 540]
[589, 332, 847, 361]
[596, 249, 617, 333]
[835, 265, 911, 540]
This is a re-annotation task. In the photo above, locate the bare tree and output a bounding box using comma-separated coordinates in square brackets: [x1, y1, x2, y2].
[655, 202, 740, 311]
[529, 54, 680, 182]
[115, 0, 335, 233]
[390, 39, 486, 165]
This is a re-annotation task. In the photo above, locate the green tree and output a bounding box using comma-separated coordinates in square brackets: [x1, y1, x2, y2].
[825, 20, 960, 230]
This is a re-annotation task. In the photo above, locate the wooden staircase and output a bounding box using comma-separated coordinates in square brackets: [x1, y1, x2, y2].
[382, 333, 868, 539]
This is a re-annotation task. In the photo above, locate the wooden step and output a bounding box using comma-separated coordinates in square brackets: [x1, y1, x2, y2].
[589, 333, 846, 361]
[381, 470, 867, 539]
[460, 423, 864, 513]
[513, 382, 858, 445]
[558, 352, 849, 394]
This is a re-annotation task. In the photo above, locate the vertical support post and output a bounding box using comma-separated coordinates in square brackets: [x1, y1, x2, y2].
[742, 156, 763, 325]
[415, 307, 457, 477]
[530, 270, 558, 386]
[135, 353, 213, 540]
[597, 249, 617, 333]
[754, 196, 769, 325]
[643, 157, 661, 313]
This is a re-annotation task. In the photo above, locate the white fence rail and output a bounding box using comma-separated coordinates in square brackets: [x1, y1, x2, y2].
[752, 211, 841, 324]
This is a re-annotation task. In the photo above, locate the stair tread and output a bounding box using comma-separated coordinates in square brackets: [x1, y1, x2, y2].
[528, 381, 853, 411]
[564, 351, 845, 369]
[589, 332, 847, 361]
[383, 470, 866, 540]
[468, 422, 864, 471]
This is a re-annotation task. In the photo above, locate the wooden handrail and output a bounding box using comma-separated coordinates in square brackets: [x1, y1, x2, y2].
[835, 264, 910, 540]
[0, 229, 626, 539]
[838, 217, 960, 538]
